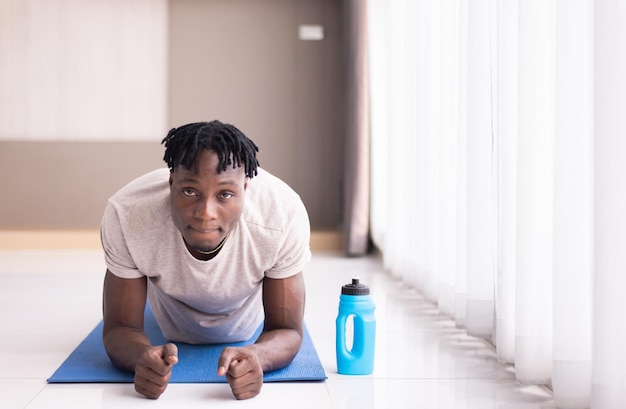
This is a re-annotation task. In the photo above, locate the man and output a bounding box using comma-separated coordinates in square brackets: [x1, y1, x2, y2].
[100, 120, 311, 400]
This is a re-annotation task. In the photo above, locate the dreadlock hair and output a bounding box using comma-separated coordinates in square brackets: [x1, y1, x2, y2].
[161, 120, 259, 179]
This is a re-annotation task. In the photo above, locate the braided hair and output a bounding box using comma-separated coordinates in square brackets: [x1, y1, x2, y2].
[161, 120, 259, 178]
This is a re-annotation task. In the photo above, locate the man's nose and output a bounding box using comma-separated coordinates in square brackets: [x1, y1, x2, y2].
[195, 199, 218, 219]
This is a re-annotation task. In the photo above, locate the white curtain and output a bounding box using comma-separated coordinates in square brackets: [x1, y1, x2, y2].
[368, 0, 626, 407]
[464, 0, 495, 340]
[0, 0, 168, 141]
[515, 0, 555, 384]
[592, 1, 626, 408]
[552, 0, 593, 406]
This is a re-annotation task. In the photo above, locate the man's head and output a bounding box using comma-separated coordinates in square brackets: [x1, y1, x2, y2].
[162, 121, 259, 259]
[162, 120, 259, 178]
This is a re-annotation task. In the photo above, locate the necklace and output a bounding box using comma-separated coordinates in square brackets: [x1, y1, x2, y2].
[194, 234, 229, 256]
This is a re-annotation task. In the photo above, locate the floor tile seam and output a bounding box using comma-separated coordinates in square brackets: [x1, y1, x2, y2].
[0, 376, 48, 381]
[372, 330, 495, 341]
[326, 376, 520, 382]
[3, 379, 49, 409]
[322, 380, 339, 409]
[23, 383, 48, 409]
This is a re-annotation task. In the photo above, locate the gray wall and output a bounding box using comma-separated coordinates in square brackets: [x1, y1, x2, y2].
[0, 0, 343, 230]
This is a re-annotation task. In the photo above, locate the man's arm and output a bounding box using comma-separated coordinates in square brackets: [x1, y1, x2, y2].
[102, 270, 178, 399]
[217, 272, 305, 399]
[256, 271, 306, 370]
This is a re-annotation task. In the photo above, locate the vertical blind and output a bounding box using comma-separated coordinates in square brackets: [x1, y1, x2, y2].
[0, 0, 168, 141]
[367, 0, 626, 407]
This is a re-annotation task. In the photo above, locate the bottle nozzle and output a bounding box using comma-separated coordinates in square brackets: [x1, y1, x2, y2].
[341, 276, 370, 295]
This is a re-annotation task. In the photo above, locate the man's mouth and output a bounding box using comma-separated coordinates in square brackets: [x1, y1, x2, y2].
[189, 226, 220, 234]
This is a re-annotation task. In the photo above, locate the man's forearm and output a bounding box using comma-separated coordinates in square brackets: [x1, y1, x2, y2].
[103, 326, 153, 373]
[249, 328, 303, 372]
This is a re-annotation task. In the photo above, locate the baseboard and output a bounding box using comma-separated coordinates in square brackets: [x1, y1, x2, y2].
[0, 229, 343, 252]
[308, 230, 344, 252]
[0, 230, 102, 250]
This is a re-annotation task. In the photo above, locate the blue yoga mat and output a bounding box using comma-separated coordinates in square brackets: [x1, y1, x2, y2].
[48, 306, 327, 383]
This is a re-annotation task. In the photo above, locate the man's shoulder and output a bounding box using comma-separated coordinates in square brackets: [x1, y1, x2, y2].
[243, 168, 308, 229]
[248, 168, 301, 200]
[108, 168, 170, 205]
[107, 168, 171, 223]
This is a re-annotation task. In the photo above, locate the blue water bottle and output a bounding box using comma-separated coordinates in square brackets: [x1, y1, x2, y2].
[336, 276, 376, 375]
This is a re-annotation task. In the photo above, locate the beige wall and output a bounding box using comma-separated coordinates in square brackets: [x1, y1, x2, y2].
[0, 0, 343, 231]
[0, 141, 164, 228]
[168, 0, 343, 231]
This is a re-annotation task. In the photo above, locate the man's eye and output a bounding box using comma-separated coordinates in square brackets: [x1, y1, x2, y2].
[220, 192, 234, 199]
[182, 189, 196, 197]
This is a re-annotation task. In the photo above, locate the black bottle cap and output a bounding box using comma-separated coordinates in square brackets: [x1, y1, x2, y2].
[341, 276, 370, 295]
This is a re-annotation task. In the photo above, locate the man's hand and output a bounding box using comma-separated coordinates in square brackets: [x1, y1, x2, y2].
[134, 343, 178, 399]
[217, 346, 263, 400]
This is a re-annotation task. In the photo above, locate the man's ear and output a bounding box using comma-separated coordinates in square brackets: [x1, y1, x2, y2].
[244, 177, 249, 191]
[169, 173, 174, 187]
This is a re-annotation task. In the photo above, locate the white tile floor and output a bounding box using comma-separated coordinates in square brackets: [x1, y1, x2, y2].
[0, 250, 556, 408]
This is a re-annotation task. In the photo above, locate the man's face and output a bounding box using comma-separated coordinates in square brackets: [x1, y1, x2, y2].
[169, 149, 248, 255]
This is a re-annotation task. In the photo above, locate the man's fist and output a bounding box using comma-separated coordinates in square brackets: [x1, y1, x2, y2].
[217, 346, 263, 400]
[134, 343, 178, 399]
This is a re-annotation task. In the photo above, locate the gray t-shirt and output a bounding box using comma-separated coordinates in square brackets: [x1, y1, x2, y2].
[101, 167, 311, 344]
